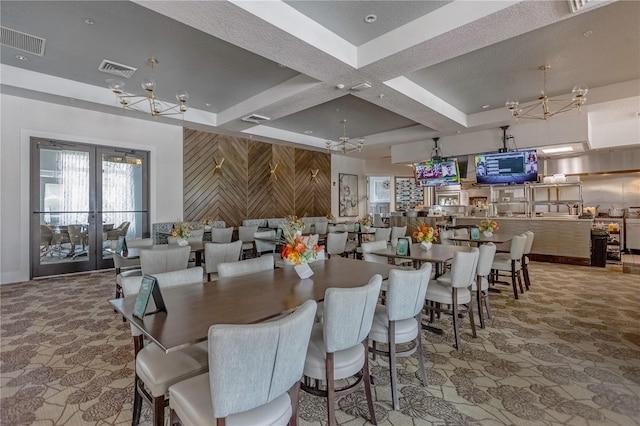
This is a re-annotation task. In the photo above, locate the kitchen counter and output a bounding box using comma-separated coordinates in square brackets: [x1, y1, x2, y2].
[455, 217, 593, 265]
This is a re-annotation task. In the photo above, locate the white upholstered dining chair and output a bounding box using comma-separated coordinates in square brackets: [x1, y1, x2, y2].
[168, 300, 317, 426]
[140, 245, 190, 276]
[217, 255, 274, 278]
[203, 240, 243, 281]
[210, 226, 234, 243]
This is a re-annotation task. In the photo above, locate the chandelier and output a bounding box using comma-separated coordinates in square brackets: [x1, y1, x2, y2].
[325, 119, 364, 154]
[106, 57, 189, 117]
[505, 65, 587, 120]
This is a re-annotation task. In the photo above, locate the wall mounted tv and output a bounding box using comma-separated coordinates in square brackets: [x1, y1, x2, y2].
[474, 149, 538, 185]
[413, 159, 460, 187]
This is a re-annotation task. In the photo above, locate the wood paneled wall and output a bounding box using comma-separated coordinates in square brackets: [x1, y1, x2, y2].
[183, 128, 331, 227]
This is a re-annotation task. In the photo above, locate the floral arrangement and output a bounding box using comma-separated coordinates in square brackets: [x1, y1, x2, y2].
[412, 223, 438, 243]
[200, 217, 215, 226]
[478, 219, 499, 233]
[326, 212, 335, 221]
[285, 215, 305, 232]
[358, 216, 372, 228]
[171, 222, 192, 239]
[281, 224, 323, 265]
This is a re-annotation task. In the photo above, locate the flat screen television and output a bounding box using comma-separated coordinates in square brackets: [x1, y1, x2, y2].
[475, 149, 538, 185]
[413, 159, 460, 187]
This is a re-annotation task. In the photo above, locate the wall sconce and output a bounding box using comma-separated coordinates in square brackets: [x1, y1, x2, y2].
[269, 162, 278, 180]
[310, 169, 319, 182]
[213, 157, 225, 174]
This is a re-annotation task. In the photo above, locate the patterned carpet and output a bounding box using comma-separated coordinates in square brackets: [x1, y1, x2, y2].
[1, 262, 639, 426]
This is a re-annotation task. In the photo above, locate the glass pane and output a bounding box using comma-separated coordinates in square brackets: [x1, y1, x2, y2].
[39, 149, 91, 264]
[101, 153, 144, 255]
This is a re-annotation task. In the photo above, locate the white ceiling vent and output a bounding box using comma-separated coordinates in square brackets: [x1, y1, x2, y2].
[567, 0, 604, 13]
[98, 59, 137, 79]
[351, 82, 372, 91]
[241, 114, 271, 124]
[0, 26, 46, 56]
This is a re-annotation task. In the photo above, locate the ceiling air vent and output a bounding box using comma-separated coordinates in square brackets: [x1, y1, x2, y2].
[567, 0, 603, 13]
[98, 59, 137, 79]
[0, 26, 46, 56]
[241, 114, 271, 124]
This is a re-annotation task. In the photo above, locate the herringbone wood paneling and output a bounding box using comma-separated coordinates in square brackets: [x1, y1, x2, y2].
[183, 129, 331, 226]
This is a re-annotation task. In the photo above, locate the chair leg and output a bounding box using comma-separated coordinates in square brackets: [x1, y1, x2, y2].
[152, 395, 164, 426]
[510, 262, 519, 300]
[522, 256, 530, 290]
[451, 289, 461, 350]
[132, 378, 143, 425]
[325, 353, 337, 426]
[476, 277, 485, 329]
[415, 314, 428, 386]
[388, 322, 399, 411]
[517, 269, 524, 294]
[289, 381, 301, 426]
[467, 297, 477, 338]
[362, 338, 377, 425]
[483, 291, 492, 319]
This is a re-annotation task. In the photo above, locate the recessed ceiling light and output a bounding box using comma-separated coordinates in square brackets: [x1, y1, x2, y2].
[583, 30, 592, 38]
[15, 54, 28, 61]
[85, 18, 94, 25]
[542, 146, 574, 154]
[205, 102, 212, 107]
[303, 130, 313, 135]
[364, 14, 377, 23]
[336, 84, 345, 90]
[482, 104, 490, 109]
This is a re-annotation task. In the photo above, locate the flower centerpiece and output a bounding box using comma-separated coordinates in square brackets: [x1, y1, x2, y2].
[478, 219, 499, 237]
[281, 218, 324, 278]
[171, 222, 192, 245]
[358, 215, 372, 231]
[412, 223, 438, 250]
[285, 215, 305, 235]
[200, 217, 215, 229]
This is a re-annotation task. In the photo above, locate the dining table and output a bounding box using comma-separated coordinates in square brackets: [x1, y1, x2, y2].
[106, 241, 207, 267]
[371, 243, 472, 276]
[448, 233, 513, 247]
[109, 257, 396, 353]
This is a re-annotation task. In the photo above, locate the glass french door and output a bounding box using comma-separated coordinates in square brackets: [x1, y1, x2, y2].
[30, 139, 148, 278]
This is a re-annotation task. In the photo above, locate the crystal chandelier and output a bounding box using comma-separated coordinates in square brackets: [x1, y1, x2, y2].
[106, 57, 188, 117]
[506, 65, 587, 120]
[325, 119, 364, 154]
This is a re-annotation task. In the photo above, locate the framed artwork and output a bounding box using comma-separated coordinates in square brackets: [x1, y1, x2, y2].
[339, 173, 358, 217]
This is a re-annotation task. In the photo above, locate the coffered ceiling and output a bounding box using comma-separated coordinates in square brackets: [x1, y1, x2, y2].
[1, 0, 638, 160]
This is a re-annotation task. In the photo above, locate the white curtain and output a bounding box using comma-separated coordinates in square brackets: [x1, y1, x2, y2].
[102, 159, 137, 237]
[58, 150, 89, 225]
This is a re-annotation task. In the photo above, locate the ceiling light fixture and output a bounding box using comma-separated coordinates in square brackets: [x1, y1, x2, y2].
[506, 65, 587, 121]
[364, 14, 377, 23]
[542, 146, 574, 154]
[15, 54, 28, 61]
[106, 57, 188, 117]
[325, 119, 364, 154]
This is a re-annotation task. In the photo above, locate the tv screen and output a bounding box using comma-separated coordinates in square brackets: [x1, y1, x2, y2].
[414, 159, 460, 187]
[475, 150, 537, 185]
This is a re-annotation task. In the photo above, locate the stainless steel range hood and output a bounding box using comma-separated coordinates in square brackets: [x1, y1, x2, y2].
[544, 148, 640, 175]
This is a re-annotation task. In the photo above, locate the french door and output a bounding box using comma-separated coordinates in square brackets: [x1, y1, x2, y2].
[30, 138, 149, 278]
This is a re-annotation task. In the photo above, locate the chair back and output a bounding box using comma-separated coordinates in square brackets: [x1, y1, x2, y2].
[374, 227, 392, 242]
[238, 226, 258, 243]
[217, 255, 274, 278]
[326, 232, 348, 256]
[304, 234, 320, 246]
[140, 245, 190, 275]
[40, 225, 54, 244]
[113, 239, 153, 270]
[453, 228, 470, 246]
[476, 243, 497, 277]
[439, 229, 455, 246]
[204, 241, 243, 274]
[373, 214, 385, 227]
[254, 230, 276, 254]
[323, 274, 382, 353]
[211, 227, 234, 243]
[188, 228, 205, 243]
[509, 234, 528, 260]
[361, 240, 389, 264]
[127, 238, 154, 248]
[208, 300, 317, 419]
[390, 226, 406, 241]
[67, 224, 86, 245]
[386, 263, 432, 321]
[314, 221, 328, 234]
[344, 222, 357, 232]
[328, 224, 346, 233]
[121, 267, 204, 337]
[523, 231, 535, 256]
[450, 248, 479, 288]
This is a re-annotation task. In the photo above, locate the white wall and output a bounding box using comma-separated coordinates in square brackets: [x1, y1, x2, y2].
[331, 155, 366, 219]
[0, 95, 184, 284]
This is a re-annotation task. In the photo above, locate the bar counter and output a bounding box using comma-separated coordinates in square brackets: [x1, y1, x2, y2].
[454, 216, 593, 265]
